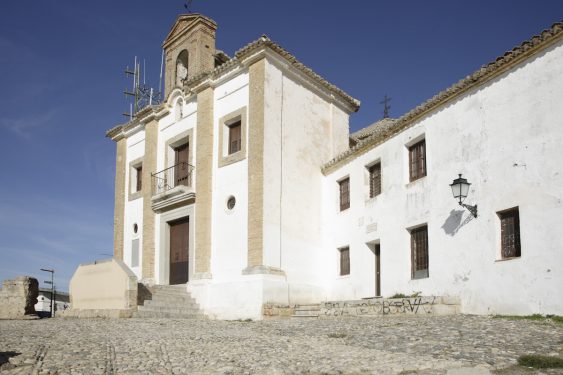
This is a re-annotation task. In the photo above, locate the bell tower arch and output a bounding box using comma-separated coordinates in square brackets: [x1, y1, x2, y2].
[163, 14, 217, 98]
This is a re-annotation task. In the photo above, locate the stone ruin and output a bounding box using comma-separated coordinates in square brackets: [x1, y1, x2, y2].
[0, 276, 39, 319]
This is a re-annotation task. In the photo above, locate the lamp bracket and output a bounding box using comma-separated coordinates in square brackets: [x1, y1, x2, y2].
[460, 203, 478, 218]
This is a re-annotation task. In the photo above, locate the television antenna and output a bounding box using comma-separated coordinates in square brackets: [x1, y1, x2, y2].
[122, 56, 163, 121]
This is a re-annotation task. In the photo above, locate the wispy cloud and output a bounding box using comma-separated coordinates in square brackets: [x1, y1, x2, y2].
[0, 36, 36, 64]
[0, 193, 113, 291]
[0, 108, 59, 139]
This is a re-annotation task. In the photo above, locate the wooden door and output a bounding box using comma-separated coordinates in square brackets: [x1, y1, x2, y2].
[174, 143, 190, 187]
[375, 244, 381, 297]
[169, 217, 189, 285]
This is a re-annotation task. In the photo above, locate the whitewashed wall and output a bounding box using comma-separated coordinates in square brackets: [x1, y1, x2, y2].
[124, 129, 145, 279]
[154, 95, 197, 284]
[210, 71, 250, 282]
[262, 59, 351, 303]
[324, 39, 563, 315]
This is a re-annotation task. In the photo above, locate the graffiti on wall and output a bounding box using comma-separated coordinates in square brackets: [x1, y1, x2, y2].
[320, 296, 436, 317]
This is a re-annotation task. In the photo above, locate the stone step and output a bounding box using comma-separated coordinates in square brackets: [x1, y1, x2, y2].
[292, 310, 320, 317]
[133, 310, 202, 319]
[135, 284, 204, 319]
[143, 299, 198, 309]
[294, 304, 321, 311]
[149, 288, 189, 296]
[137, 305, 201, 314]
[149, 294, 196, 303]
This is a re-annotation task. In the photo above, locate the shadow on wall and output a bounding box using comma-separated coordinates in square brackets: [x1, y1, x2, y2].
[0, 351, 21, 367]
[441, 209, 474, 236]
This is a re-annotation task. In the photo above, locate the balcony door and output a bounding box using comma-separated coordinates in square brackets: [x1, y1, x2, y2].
[169, 217, 189, 285]
[174, 143, 190, 187]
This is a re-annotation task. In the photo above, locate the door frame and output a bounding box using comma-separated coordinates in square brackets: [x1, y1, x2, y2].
[158, 205, 195, 285]
[375, 243, 381, 297]
[168, 216, 190, 285]
[366, 240, 381, 298]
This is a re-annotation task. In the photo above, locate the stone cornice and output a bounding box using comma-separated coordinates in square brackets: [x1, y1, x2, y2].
[322, 20, 563, 175]
[105, 104, 169, 142]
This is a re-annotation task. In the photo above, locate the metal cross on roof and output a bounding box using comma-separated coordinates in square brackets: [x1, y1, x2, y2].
[184, 0, 193, 13]
[380, 94, 391, 119]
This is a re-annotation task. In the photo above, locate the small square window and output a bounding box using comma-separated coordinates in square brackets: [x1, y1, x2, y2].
[218, 107, 247, 168]
[368, 163, 381, 198]
[339, 247, 350, 276]
[228, 120, 242, 155]
[339, 178, 350, 211]
[409, 139, 426, 182]
[410, 225, 429, 279]
[499, 207, 521, 259]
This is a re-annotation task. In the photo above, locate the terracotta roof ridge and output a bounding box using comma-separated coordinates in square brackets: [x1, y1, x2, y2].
[322, 19, 563, 174]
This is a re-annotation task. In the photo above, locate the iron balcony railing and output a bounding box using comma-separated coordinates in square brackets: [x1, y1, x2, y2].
[151, 162, 194, 196]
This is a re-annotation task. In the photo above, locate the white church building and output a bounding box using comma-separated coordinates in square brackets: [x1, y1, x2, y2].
[105, 14, 563, 319]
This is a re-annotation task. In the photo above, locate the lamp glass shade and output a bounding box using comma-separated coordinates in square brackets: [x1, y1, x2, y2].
[450, 175, 471, 200]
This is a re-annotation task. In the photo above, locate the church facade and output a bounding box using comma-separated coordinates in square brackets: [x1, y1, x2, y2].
[107, 14, 563, 319]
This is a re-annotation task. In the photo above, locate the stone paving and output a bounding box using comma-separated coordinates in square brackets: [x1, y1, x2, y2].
[0, 315, 562, 374]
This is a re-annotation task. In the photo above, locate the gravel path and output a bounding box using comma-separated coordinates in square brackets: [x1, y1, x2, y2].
[0, 315, 561, 374]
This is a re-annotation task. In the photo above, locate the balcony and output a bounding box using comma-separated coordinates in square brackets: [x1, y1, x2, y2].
[151, 162, 195, 212]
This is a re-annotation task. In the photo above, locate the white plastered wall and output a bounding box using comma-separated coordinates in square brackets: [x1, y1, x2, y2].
[124, 129, 145, 279]
[262, 59, 351, 304]
[154, 95, 198, 285]
[324, 39, 563, 315]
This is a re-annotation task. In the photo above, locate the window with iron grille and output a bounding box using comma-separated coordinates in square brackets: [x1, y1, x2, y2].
[369, 163, 381, 198]
[409, 139, 426, 182]
[499, 208, 521, 259]
[339, 178, 350, 211]
[410, 225, 429, 279]
[228, 120, 242, 154]
[339, 247, 350, 276]
[135, 165, 143, 192]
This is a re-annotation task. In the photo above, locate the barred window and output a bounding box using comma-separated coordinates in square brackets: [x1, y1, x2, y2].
[499, 208, 521, 259]
[409, 139, 426, 181]
[339, 247, 350, 276]
[411, 225, 429, 279]
[369, 163, 381, 198]
[339, 178, 350, 211]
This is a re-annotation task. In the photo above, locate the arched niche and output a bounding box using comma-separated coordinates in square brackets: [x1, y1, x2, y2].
[176, 50, 189, 87]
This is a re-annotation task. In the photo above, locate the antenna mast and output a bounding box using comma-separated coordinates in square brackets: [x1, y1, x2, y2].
[122, 56, 162, 121]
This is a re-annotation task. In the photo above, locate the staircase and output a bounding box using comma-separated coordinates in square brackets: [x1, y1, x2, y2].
[134, 285, 204, 319]
[292, 304, 321, 318]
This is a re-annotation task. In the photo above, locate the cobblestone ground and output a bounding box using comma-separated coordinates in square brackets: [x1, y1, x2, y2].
[0, 315, 562, 375]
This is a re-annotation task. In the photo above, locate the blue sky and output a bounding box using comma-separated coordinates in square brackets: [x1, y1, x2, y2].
[1, 1, 562, 291]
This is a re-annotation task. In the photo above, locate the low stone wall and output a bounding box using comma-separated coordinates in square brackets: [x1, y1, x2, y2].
[320, 296, 460, 317]
[63, 259, 138, 318]
[262, 296, 460, 319]
[0, 276, 39, 319]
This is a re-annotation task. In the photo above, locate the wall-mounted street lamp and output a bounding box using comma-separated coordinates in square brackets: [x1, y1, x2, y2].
[450, 174, 478, 218]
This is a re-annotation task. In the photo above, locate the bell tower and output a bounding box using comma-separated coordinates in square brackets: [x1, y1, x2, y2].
[162, 14, 217, 97]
